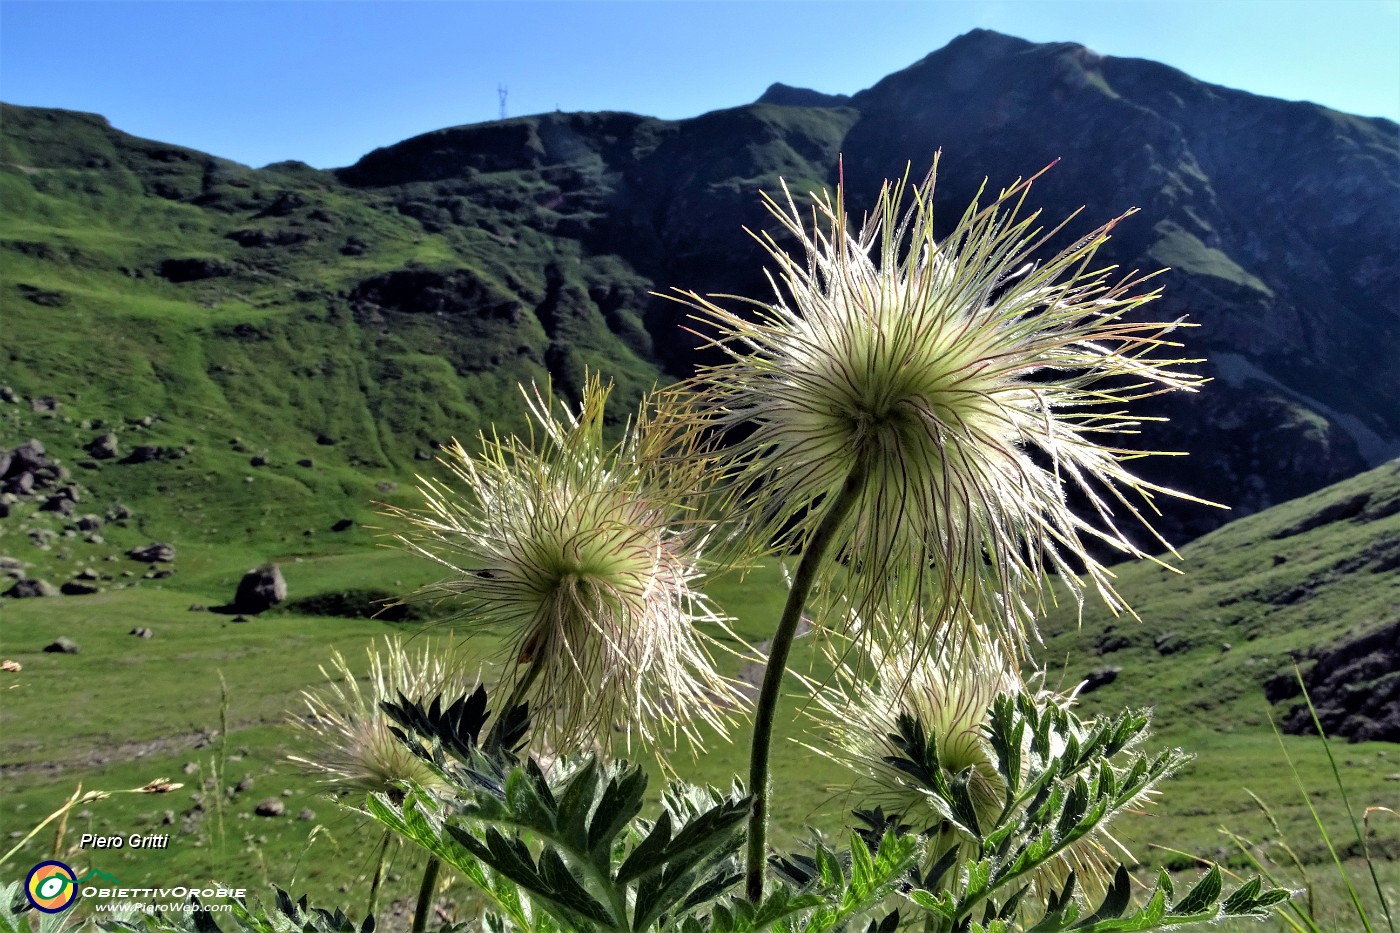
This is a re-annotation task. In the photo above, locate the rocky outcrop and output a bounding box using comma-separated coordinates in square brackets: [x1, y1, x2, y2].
[332, 34, 1397, 544]
[85, 433, 119, 460]
[1268, 620, 1400, 743]
[1, 439, 72, 501]
[158, 257, 233, 282]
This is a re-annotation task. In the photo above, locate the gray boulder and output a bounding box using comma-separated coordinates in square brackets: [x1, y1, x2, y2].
[127, 542, 175, 563]
[122, 445, 164, 464]
[41, 495, 75, 515]
[43, 637, 79, 654]
[254, 797, 284, 817]
[4, 440, 49, 477]
[232, 563, 287, 614]
[86, 433, 119, 460]
[1079, 667, 1121, 695]
[5, 578, 58, 598]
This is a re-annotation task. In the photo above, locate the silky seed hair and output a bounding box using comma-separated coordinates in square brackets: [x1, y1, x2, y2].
[669, 156, 1211, 656]
[807, 616, 1145, 923]
[388, 375, 745, 756]
[289, 636, 471, 798]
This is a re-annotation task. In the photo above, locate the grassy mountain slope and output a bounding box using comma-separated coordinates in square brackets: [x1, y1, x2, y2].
[1, 103, 669, 581]
[1035, 460, 1399, 732]
[7, 29, 1397, 555]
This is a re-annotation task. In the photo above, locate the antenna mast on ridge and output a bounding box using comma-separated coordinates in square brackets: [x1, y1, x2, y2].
[498, 84, 508, 120]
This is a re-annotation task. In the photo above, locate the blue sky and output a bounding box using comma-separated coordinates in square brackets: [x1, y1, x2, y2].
[2, 1, 1397, 169]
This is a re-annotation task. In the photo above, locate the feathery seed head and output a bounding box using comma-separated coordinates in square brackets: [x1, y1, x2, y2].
[673, 158, 1209, 653]
[391, 375, 743, 755]
[809, 618, 1022, 824]
[810, 620, 1126, 921]
[288, 636, 466, 798]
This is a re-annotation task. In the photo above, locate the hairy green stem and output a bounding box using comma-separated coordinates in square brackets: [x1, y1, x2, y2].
[411, 855, 442, 933]
[366, 828, 392, 922]
[746, 462, 867, 902]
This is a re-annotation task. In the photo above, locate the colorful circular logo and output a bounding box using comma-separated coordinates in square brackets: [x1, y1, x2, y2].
[25, 860, 78, 913]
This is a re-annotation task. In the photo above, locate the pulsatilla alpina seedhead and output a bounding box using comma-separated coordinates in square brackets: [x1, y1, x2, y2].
[391, 375, 743, 755]
[672, 157, 1209, 655]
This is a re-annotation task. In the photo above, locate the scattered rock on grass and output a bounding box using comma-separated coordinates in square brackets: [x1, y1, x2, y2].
[232, 563, 286, 614]
[129, 627, 153, 638]
[5, 578, 58, 598]
[127, 542, 175, 563]
[1153, 632, 1190, 655]
[254, 798, 284, 817]
[86, 433, 119, 460]
[43, 637, 79, 654]
[122, 445, 164, 464]
[1079, 667, 1121, 694]
[41, 495, 75, 515]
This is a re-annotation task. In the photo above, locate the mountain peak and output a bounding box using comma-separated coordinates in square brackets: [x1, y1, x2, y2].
[754, 82, 852, 109]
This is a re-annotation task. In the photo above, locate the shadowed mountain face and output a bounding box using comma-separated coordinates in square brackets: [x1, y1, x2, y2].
[832, 31, 1399, 538]
[2, 29, 1396, 548]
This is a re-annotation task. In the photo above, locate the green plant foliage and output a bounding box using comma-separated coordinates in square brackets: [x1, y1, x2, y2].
[888, 693, 1289, 932]
[365, 689, 931, 932]
[366, 755, 750, 931]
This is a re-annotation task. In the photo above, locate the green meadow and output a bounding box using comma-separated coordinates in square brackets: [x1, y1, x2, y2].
[3, 464, 1397, 926]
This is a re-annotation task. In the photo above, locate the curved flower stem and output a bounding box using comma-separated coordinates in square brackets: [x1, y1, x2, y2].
[411, 854, 442, 933]
[746, 461, 868, 902]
